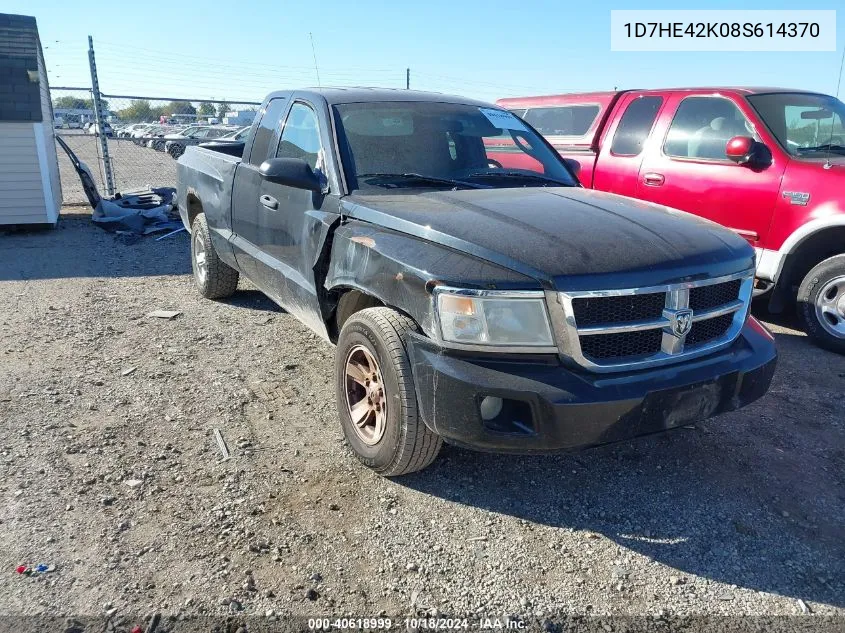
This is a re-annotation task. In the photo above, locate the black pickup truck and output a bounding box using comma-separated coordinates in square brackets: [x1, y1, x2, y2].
[176, 88, 777, 476]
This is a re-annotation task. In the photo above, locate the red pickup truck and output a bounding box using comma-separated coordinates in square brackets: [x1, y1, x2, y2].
[496, 88, 845, 353]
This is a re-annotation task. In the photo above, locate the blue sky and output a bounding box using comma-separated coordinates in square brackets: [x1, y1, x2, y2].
[6, 0, 845, 104]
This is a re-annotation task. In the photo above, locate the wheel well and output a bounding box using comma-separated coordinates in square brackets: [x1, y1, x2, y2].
[186, 194, 203, 229]
[775, 226, 845, 306]
[330, 289, 384, 341]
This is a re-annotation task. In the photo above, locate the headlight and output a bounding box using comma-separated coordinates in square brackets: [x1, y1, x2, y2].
[434, 288, 555, 348]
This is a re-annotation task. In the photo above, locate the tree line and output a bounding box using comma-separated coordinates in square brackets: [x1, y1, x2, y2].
[53, 96, 238, 122]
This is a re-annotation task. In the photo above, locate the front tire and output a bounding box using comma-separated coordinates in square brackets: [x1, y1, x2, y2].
[190, 214, 239, 299]
[335, 307, 442, 476]
[797, 254, 845, 354]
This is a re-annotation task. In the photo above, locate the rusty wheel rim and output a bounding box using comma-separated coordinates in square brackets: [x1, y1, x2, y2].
[344, 345, 387, 446]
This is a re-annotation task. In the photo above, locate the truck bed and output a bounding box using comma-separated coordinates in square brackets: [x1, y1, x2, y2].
[176, 144, 242, 236]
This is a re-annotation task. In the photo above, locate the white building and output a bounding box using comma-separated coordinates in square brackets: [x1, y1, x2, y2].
[223, 110, 257, 126]
[0, 13, 62, 226]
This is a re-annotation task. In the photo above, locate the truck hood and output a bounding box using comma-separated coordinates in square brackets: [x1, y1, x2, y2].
[341, 187, 754, 291]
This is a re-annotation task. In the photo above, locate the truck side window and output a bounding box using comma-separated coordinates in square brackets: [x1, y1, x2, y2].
[523, 105, 600, 137]
[276, 103, 322, 170]
[664, 97, 754, 161]
[610, 96, 663, 156]
[249, 98, 288, 165]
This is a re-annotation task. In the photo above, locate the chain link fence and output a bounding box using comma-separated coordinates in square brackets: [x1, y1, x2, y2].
[52, 87, 260, 205]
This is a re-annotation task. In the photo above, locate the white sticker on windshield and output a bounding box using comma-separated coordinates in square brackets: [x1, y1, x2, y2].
[478, 107, 528, 131]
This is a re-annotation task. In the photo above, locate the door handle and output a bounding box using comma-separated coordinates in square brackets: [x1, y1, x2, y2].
[642, 172, 665, 187]
[260, 194, 279, 210]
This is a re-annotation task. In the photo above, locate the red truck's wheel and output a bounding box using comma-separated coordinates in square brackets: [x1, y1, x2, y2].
[335, 307, 442, 476]
[191, 214, 239, 299]
[797, 254, 845, 354]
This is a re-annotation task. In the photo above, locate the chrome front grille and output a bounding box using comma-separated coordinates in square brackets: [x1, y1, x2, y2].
[556, 271, 753, 372]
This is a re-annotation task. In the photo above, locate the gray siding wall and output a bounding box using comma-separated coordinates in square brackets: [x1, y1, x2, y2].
[36, 32, 61, 214]
[0, 123, 49, 223]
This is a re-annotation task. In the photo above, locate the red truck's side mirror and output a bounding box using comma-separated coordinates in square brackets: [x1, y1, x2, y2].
[725, 136, 756, 164]
[562, 157, 581, 179]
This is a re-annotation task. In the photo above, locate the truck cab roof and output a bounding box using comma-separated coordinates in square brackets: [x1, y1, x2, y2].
[263, 87, 495, 107]
[497, 86, 829, 109]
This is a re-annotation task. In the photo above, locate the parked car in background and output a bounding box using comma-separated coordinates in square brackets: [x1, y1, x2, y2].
[176, 88, 776, 476]
[498, 88, 845, 352]
[165, 126, 238, 159]
[117, 123, 153, 138]
[85, 121, 113, 137]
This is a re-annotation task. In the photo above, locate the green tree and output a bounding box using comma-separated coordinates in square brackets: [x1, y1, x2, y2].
[197, 102, 215, 117]
[116, 99, 154, 122]
[216, 101, 231, 119]
[53, 96, 110, 111]
[167, 101, 196, 116]
[53, 96, 90, 110]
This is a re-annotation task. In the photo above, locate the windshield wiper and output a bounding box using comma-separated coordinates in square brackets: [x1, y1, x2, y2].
[358, 173, 485, 189]
[468, 171, 573, 186]
[795, 144, 845, 154]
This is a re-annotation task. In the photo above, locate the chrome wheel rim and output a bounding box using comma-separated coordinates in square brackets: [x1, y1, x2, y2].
[344, 345, 387, 446]
[193, 230, 208, 285]
[815, 275, 845, 339]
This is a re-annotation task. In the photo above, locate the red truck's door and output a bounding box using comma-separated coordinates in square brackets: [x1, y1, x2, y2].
[634, 92, 786, 248]
[592, 92, 667, 198]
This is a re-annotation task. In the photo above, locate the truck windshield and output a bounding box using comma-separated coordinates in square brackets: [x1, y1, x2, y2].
[333, 101, 578, 191]
[747, 93, 845, 156]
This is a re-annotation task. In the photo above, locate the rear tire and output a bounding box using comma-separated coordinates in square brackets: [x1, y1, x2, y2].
[190, 213, 239, 299]
[797, 254, 845, 354]
[335, 307, 442, 476]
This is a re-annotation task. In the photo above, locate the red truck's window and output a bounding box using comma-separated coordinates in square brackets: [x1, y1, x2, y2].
[664, 97, 754, 161]
[610, 96, 663, 156]
[522, 105, 600, 137]
[747, 92, 845, 156]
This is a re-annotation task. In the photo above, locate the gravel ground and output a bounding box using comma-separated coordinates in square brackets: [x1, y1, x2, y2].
[0, 212, 843, 629]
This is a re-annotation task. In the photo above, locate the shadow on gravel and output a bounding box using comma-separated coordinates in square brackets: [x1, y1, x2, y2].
[222, 290, 286, 314]
[399, 330, 845, 609]
[0, 217, 192, 281]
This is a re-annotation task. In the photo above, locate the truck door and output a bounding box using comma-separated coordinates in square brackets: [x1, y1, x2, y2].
[231, 96, 289, 290]
[592, 93, 666, 198]
[635, 94, 785, 248]
[247, 100, 332, 336]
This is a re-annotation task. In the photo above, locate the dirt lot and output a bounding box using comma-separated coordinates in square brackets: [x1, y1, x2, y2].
[0, 211, 843, 629]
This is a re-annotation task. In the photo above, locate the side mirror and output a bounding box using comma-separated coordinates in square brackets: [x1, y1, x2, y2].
[259, 157, 321, 192]
[726, 135, 769, 166]
[562, 157, 581, 177]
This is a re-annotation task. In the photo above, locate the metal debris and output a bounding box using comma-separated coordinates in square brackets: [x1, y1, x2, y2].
[155, 227, 186, 241]
[147, 310, 182, 320]
[214, 428, 232, 461]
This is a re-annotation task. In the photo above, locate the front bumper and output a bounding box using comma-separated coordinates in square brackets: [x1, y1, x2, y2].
[406, 319, 777, 453]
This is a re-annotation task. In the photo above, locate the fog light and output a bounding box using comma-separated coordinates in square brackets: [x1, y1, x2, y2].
[479, 396, 503, 421]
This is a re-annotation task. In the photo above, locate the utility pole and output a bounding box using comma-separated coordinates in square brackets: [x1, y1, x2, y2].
[88, 36, 115, 197]
[406, 68, 410, 90]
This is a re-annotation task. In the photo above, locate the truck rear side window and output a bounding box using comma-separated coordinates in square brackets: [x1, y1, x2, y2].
[522, 105, 600, 137]
[249, 98, 288, 165]
[610, 96, 663, 156]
